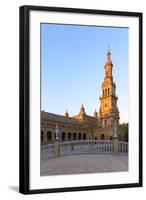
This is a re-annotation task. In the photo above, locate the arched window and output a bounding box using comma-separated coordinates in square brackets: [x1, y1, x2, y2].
[94, 137, 97, 140]
[101, 134, 105, 140]
[103, 90, 104, 96]
[62, 132, 66, 141]
[108, 88, 110, 95]
[68, 132, 71, 141]
[41, 131, 44, 142]
[105, 89, 107, 96]
[73, 133, 77, 140]
[78, 133, 82, 140]
[47, 131, 52, 142]
[83, 133, 86, 140]
[110, 136, 113, 140]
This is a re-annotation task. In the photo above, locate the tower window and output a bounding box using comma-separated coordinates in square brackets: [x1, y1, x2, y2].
[105, 89, 107, 96]
[108, 88, 110, 95]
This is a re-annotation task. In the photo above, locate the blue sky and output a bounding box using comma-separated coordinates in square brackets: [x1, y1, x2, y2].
[41, 24, 128, 123]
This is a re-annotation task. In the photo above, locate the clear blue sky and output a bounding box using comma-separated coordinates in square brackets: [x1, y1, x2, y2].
[41, 24, 128, 123]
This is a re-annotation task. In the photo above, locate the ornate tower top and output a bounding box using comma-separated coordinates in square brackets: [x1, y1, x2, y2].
[73, 104, 86, 120]
[104, 46, 113, 78]
[80, 104, 86, 115]
[106, 46, 111, 58]
[93, 109, 98, 118]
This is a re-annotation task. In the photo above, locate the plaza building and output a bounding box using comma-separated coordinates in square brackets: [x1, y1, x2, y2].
[41, 48, 126, 145]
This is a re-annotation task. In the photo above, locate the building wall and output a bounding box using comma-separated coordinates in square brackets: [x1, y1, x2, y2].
[41, 119, 95, 145]
[41, 116, 117, 145]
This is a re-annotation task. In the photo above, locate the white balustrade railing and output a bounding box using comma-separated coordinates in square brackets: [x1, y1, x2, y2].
[60, 140, 113, 156]
[41, 144, 54, 159]
[119, 142, 128, 154]
[41, 140, 128, 159]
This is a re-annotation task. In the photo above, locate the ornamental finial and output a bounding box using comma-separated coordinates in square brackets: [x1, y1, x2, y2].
[93, 109, 98, 118]
[106, 44, 111, 59]
[80, 104, 85, 115]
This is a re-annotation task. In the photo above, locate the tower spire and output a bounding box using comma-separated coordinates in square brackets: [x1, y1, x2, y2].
[106, 45, 111, 60]
[104, 45, 113, 78]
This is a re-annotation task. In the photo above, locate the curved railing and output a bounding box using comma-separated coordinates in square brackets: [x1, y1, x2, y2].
[41, 140, 128, 159]
[41, 144, 54, 159]
[60, 140, 113, 156]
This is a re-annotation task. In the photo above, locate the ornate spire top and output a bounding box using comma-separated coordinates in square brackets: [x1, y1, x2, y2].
[64, 110, 69, 117]
[80, 104, 86, 115]
[106, 45, 111, 59]
[105, 45, 113, 67]
[93, 109, 98, 118]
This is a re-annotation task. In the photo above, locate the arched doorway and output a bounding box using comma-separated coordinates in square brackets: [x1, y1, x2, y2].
[68, 132, 71, 141]
[73, 133, 77, 140]
[83, 133, 86, 140]
[78, 133, 82, 140]
[101, 134, 105, 140]
[47, 131, 52, 142]
[62, 132, 66, 141]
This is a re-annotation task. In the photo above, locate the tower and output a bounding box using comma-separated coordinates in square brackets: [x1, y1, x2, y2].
[98, 47, 119, 128]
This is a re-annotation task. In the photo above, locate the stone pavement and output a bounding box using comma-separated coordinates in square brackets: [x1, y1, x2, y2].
[41, 154, 128, 176]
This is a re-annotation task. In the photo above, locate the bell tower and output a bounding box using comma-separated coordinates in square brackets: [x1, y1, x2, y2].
[98, 47, 120, 128]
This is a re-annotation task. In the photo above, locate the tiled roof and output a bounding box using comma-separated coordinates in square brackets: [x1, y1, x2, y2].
[41, 111, 82, 125]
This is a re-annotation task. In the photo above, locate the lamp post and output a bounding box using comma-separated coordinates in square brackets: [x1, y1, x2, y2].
[113, 121, 119, 155]
[55, 123, 60, 141]
[54, 123, 60, 157]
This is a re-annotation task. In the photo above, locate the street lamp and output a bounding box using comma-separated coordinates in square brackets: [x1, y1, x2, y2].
[113, 120, 118, 138]
[55, 123, 60, 141]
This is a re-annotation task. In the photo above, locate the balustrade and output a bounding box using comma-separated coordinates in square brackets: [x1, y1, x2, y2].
[119, 142, 128, 154]
[41, 140, 128, 159]
[41, 144, 54, 159]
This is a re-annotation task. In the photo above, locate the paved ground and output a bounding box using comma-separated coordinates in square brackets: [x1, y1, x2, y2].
[41, 154, 128, 176]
